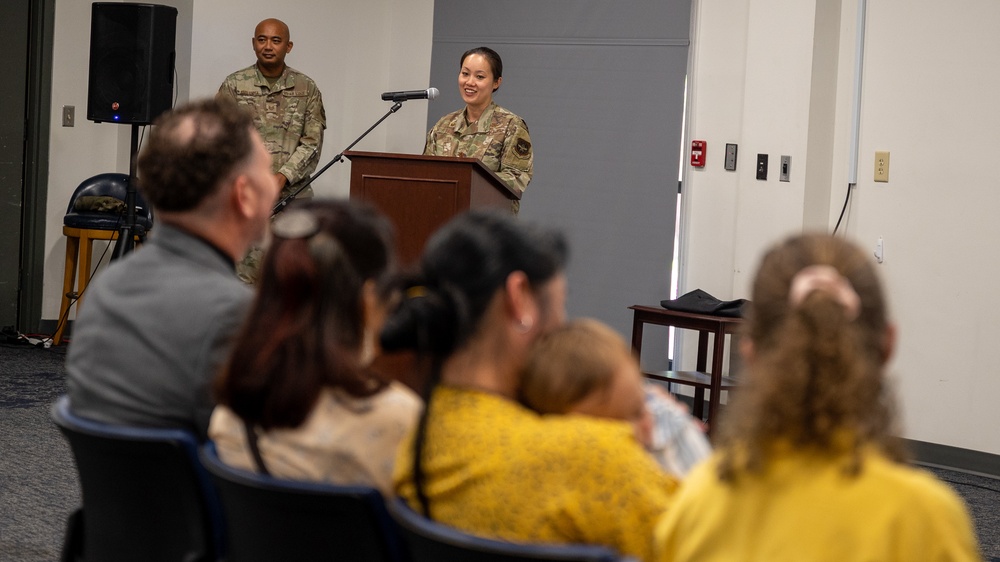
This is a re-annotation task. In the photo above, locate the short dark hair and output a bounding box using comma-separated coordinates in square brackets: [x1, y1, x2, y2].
[214, 200, 398, 430]
[137, 98, 255, 212]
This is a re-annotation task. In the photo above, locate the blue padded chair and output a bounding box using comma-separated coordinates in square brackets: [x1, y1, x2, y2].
[55, 173, 155, 345]
[199, 443, 405, 562]
[387, 498, 632, 562]
[51, 395, 224, 562]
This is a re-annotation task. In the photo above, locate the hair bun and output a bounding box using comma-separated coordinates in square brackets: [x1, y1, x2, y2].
[379, 283, 464, 355]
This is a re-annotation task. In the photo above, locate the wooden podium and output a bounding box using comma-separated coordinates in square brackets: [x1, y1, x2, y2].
[345, 151, 519, 264]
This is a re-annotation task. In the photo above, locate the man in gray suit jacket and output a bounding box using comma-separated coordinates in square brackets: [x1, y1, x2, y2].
[66, 98, 281, 440]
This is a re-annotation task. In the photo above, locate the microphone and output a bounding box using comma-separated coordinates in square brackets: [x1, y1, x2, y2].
[381, 88, 439, 102]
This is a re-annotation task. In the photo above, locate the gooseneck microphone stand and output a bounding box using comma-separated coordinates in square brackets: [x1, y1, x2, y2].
[272, 101, 404, 217]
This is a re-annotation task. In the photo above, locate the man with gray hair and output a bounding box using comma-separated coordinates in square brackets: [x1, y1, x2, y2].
[66, 98, 280, 440]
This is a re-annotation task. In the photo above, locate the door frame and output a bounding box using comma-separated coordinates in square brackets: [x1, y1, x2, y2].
[19, 0, 56, 333]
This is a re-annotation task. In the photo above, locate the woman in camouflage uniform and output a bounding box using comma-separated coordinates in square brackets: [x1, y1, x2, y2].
[424, 47, 533, 213]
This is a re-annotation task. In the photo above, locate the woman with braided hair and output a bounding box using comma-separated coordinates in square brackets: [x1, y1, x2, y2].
[655, 234, 979, 561]
[383, 210, 678, 562]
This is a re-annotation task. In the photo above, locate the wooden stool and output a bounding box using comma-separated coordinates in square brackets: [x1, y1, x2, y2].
[53, 226, 142, 345]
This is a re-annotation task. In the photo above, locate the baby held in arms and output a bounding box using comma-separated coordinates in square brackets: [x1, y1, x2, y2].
[521, 318, 711, 477]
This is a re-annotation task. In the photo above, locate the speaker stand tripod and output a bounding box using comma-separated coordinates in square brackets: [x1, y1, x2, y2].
[111, 124, 145, 260]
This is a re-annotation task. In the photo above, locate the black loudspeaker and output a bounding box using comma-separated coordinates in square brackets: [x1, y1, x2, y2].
[87, 3, 177, 125]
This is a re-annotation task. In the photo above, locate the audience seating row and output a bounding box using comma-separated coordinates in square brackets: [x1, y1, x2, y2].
[52, 395, 630, 562]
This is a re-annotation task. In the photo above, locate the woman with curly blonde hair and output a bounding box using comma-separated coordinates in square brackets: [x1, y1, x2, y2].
[655, 233, 980, 561]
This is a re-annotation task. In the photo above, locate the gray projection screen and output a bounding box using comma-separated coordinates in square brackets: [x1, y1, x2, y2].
[427, 1, 691, 371]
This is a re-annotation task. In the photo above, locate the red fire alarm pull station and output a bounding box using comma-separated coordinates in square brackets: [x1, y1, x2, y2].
[691, 140, 706, 167]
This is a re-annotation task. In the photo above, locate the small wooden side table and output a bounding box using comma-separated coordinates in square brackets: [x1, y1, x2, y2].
[629, 305, 743, 431]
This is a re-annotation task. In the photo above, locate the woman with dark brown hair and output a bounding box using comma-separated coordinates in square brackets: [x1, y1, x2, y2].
[209, 200, 420, 495]
[655, 234, 980, 561]
[424, 47, 532, 213]
[383, 211, 676, 561]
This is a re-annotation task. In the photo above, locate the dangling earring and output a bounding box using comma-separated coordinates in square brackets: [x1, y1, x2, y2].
[360, 328, 376, 366]
[516, 316, 534, 333]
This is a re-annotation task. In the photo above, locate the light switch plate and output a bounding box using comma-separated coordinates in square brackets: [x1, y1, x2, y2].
[724, 143, 738, 171]
[780, 155, 790, 182]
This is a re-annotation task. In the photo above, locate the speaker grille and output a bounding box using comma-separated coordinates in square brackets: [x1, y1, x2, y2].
[87, 3, 177, 125]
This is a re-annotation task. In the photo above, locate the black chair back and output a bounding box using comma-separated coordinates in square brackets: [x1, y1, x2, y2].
[387, 498, 629, 562]
[51, 395, 223, 562]
[199, 443, 405, 562]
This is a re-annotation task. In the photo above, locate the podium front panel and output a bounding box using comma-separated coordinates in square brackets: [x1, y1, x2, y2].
[359, 176, 463, 264]
[346, 151, 516, 266]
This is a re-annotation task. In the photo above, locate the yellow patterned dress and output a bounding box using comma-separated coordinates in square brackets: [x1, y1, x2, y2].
[394, 385, 678, 561]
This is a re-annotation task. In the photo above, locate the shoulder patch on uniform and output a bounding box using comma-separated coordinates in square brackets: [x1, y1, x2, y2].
[515, 138, 531, 158]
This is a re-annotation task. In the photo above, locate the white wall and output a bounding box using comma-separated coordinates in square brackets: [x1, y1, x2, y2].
[189, 0, 433, 195]
[43, 0, 434, 321]
[44, 0, 999, 455]
[44, 0, 119, 320]
[682, 0, 1000, 454]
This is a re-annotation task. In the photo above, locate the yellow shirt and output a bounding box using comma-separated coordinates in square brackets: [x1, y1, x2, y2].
[394, 385, 678, 561]
[655, 446, 982, 562]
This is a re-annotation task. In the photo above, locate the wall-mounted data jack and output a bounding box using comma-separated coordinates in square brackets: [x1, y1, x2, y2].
[756, 154, 768, 180]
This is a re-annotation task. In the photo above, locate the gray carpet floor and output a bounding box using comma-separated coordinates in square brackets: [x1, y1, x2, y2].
[1, 343, 79, 562]
[1, 341, 998, 561]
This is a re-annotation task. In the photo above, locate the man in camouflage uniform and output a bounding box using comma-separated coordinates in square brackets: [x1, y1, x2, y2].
[424, 101, 532, 214]
[217, 18, 326, 283]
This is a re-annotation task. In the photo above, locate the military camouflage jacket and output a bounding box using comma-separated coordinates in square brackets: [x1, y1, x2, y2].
[217, 65, 326, 194]
[424, 102, 532, 212]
